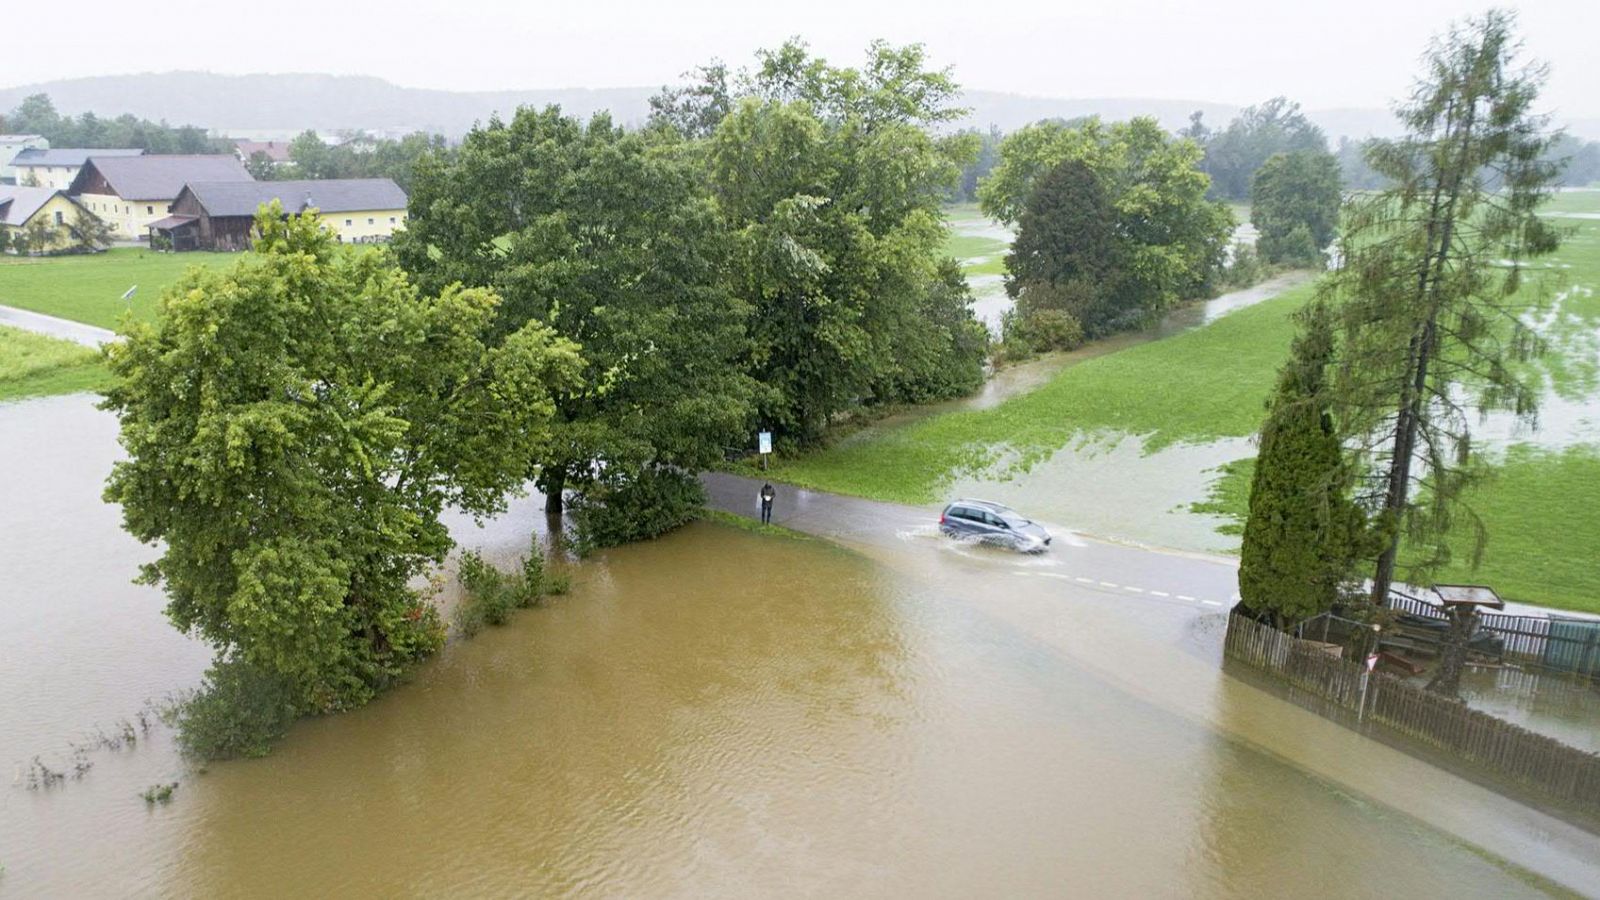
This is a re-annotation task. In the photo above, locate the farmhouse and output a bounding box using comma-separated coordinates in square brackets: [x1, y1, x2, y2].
[152, 178, 409, 250]
[0, 134, 49, 184]
[233, 139, 292, 168]
[68, 154, 252, 239]
[0, 185, 96, 254]
[11, 147, 144, 190]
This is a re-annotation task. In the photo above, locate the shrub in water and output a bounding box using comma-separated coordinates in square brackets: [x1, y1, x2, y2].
[174, 658, 298, 762]
[571, 467, 705, 555]
[454, 536, 561, 635]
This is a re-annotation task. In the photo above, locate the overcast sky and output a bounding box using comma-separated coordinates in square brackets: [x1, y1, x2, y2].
[6, 0, 1597, 117]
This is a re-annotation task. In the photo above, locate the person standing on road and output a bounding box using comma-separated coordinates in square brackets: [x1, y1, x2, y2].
[760, 482, 776, 525]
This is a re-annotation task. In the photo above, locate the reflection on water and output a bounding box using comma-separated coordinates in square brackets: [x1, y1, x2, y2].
[0, 395, 1588, 897]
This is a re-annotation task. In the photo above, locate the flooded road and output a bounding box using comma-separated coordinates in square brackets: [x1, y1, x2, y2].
[3, 395, 1597, 896]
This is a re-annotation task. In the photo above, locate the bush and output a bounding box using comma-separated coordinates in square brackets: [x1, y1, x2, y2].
[172, 658, 298, 762]
[454, 536, 553, 636]
[571, 467, 706, 555]
[999, 305, 1085, 358]
[1220, 242, 1266, 289]
[1259, 223, 1322, 268]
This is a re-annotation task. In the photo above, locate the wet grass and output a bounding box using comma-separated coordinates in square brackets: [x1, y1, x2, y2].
[769, 279, 1318, 504]
[0, 326, 111, 402]
[0, 248, 236, 329]
[1199, 448, 1600, 614]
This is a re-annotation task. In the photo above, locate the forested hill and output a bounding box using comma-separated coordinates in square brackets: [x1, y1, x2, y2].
[0, 71, 1430, 139]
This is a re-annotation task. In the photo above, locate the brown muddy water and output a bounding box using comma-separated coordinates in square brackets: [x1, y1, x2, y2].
[2, 394, 1597, 897]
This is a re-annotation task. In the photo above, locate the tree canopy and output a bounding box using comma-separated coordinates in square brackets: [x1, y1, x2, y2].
[670, 40, 988, 442]
[394, 108, 760, 516]
[1200, 97, 1328, 201]
[1250, 149, 1343, 266]
[983, 117, 1234, 336]
[103, 208, 581, 712]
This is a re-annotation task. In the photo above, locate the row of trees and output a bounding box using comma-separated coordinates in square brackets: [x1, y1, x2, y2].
[248, 130, 451, 191]
[1338, 129, 1600, 191]
[1238, 10, 1562, 697]
[0, 94, 227, 154]
[106, 42, 989, 752]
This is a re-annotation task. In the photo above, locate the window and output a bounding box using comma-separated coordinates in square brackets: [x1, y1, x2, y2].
[146, 206, 154, 215]
[54, 211, 64, 225]
[345, 219, 352, 226]
[367, 218, 374, 225]
[389, 217, 396, 224]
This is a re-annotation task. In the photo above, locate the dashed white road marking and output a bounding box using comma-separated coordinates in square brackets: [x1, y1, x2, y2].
[1177, 594, 1198, 602]
[1150, 591, 1170, 598]
[1122, 586, 1143, 594]
[1202, 600, 1224, 607]
[1098, 581, 1119, 588]
[1075, 577, 1094, 584]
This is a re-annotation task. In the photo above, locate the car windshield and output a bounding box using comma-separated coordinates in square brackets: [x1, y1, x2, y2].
[1000, 513, 1030, 528]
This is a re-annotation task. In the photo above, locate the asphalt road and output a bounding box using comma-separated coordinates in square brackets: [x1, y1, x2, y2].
[703, 471, 1243, 611]
[0, 304, 117, 347]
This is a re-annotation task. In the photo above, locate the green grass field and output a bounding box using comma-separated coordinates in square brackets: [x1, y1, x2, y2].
[0, 248, 236, 329]
[0, 326, 111, 403]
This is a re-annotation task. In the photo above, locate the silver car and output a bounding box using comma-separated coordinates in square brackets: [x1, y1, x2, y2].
[939, 499, 1051, 552]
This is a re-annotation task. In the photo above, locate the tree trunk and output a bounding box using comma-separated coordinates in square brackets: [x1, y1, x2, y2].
[1427, 607, 1475, 698]
[543, 467, 566, 517]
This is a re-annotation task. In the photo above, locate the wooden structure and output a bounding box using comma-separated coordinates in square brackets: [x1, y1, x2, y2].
[153, 179, 408, 251]
[1226, 612, 1600, 813]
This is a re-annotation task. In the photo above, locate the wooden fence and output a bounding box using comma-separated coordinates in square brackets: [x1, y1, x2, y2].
[1386, 591, 1600, 679]
[1225, 613, 1600, 811]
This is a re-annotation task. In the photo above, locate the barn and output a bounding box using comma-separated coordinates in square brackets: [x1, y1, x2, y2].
[151, 178, 409, 251]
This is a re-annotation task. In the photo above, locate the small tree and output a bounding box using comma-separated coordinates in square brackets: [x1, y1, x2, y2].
[1239, 301, 1366, 627]
[67, 209, 113, 253]
[1251, 149, 1342, 265]
[16, 217, 60, 255]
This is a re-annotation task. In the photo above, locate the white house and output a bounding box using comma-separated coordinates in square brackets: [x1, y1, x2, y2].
[0, 134, 49, 184]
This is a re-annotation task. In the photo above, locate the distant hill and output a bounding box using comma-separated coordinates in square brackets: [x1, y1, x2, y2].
[0, 70, 1510, 141]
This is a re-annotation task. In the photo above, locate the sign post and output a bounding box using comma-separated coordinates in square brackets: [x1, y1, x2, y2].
[757, 431, 772, 471]
[1359, 652, 1378, 724]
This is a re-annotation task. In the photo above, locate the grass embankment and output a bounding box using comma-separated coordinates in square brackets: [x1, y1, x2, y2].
[0, 248, 235, 329]
[769, 280, 1318, 503]
[779, 193, 1600, 613]
[0, 326, 111, 402]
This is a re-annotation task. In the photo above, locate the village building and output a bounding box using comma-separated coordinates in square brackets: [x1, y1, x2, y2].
[151, 178, 409, 251]
[0, 134, 50, 184]
[233, 139, 293, 168]
[68, 154, 252, 239]
[0, 185, 96, 254]
[10, 147, 144, 190]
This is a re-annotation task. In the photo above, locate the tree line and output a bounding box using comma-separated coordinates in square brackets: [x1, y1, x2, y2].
[248, 130, 451, 192]
[0, 93, 228, 154]
[104, 41, 990, 757]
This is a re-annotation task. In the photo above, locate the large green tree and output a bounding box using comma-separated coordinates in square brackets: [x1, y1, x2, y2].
[1239, 302, 1366, 626]
[1200, 97, 1328, 201]
[103, 207, 582, 712]
[1324, 11, 1562, 627]
[694, 41, 988, 442]
[395, 108, 759, 515]
[1250, 149, 1343, 266]
[982, 117, 1234, 334]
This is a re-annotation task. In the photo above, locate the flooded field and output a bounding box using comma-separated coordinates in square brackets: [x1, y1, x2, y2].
[3, 395, 1598, 896]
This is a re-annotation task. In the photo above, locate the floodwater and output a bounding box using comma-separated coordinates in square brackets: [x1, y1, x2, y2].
[4, 394, 1599, 896]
